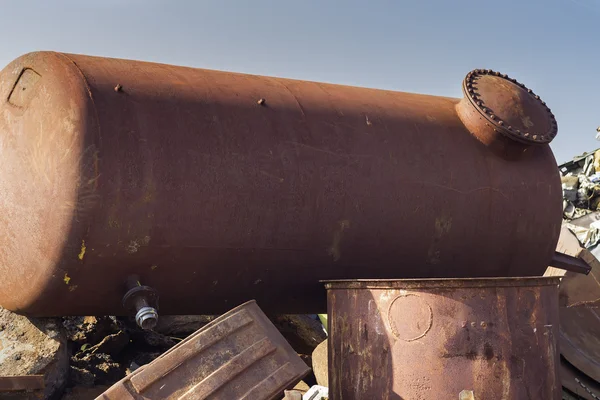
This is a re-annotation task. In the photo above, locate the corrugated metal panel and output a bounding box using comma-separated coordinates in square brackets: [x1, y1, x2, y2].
[97, 300, 309, 399]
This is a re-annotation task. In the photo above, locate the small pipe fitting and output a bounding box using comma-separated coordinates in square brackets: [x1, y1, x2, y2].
[123, 275, 159, 330]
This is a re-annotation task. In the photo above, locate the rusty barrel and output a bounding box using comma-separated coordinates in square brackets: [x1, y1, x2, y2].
[97, 300, 310, 399]
[325, 278, 561, 399]
[0, 52, 562, 316]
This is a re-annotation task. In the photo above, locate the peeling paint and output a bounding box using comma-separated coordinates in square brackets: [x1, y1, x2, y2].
[78, 240, 86, 260]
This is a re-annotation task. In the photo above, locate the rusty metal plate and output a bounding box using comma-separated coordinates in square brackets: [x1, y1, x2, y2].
[325, 277, 561, 399]
[0, 52, 562, 316]
[97, 300, 309, 399]
[545, 226, 600, 385]
[0, 375, 44, 392]
[560, 357, 600, 400]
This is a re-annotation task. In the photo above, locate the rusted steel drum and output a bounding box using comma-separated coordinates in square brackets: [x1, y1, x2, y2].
[0, 52, 561, 316]
[325, 278, 561, 399]
[97, 300, 310, 399]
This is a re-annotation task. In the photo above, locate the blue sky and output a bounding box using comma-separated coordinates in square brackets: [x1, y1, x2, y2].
[0, 0, 597, 164]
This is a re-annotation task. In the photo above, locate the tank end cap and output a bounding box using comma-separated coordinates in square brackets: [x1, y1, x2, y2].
[462, 69, 557, 145]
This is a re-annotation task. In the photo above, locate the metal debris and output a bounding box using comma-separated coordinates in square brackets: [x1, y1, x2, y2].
[303, 385, 329, 400]
[0, 375, 45, 392]
[576, 378, 600, 399]
[97, 300, 309, 399]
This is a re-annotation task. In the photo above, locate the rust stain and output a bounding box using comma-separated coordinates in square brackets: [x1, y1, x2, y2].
[328, 220, 350, 262]
[426, 216, 452, 265]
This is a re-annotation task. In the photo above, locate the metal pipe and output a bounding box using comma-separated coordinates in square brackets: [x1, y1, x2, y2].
[549, 251, 591, 275]
[123, 275, 159, 330]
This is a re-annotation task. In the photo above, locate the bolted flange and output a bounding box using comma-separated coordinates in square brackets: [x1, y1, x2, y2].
[462, 69, 558, 145]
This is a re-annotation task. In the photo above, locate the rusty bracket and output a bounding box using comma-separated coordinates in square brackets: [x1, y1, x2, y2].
[0, 375, 45, 392]
[549, 251, 592, 275]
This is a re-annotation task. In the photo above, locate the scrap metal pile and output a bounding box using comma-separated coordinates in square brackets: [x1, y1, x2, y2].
[546, 151, 600, 399]
[561, 150, 600, 246]
[0, 51, 597, 399]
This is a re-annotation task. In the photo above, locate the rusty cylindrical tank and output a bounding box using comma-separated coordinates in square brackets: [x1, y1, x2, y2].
[325, 278, 562, 399]
[0, 52, 562, 316]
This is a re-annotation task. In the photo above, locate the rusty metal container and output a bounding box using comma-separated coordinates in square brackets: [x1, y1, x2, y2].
[96, 300, 310, 399]
[325, 278, 561, 399]
[0, 51, 562, 316]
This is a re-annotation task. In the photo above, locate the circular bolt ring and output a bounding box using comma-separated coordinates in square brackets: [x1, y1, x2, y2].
[123, 285, 159, 311]
[123, 286, 159, 330]
[463, 68, 557, 144]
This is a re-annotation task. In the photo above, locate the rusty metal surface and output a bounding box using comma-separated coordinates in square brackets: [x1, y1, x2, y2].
[97, 300, 310, 399]
[325, 278, 561, 399]
[0, 51, 562, 316]
[560, 357, 600, 400]
[545, 226, 600, 386]
[0, 375, 45, 392]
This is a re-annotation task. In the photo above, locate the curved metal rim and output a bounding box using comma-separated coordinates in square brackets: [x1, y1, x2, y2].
[462, 68, 558, 145]
[122, 285, 159, 310]
[322, 276, 561, 290]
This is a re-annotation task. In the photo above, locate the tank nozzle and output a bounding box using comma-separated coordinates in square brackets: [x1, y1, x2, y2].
[123, 275, 159, 330]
